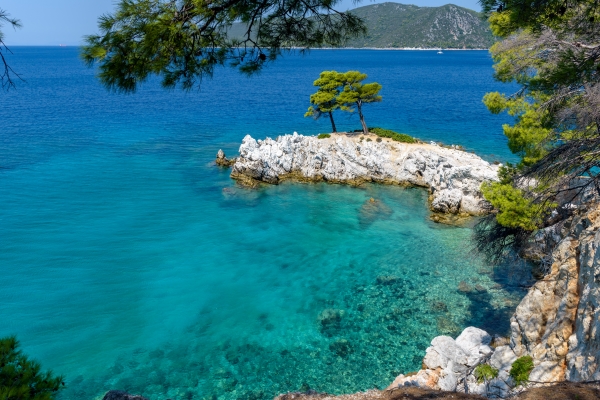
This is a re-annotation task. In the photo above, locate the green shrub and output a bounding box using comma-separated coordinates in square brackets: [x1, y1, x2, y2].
[474, 364, 499, 384]
[510, 355, 534, 386]
[481, 182, 555, 231]
[366, 138, 372, 142]
[370, 127, 416, 144]
[376, 137, 382, 142]
[0, 336, 65, 400]
[317, 133, 331, 139]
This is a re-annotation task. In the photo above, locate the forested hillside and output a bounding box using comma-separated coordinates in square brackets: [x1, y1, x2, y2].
[227, 2, 495, 49]
[345, 2, 494, 49]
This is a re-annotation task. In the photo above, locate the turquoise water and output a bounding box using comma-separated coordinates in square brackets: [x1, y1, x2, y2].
[1, 48, 523, 400]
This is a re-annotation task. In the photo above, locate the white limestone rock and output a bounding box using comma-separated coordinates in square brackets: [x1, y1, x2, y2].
[508, 204, 600, 385]
[464, 374, 488, 396]
[423, 347, 446, 370]
[438, 367, 458, 391]
[231, 133, 499, 215]
[455, 327, 493, 367]
[487, 375, 513, 398]
[565, 212, 600, 381]
[490, 345, 517, 372]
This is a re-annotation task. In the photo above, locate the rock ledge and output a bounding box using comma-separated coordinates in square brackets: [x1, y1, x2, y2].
[229, 133, 499, 215]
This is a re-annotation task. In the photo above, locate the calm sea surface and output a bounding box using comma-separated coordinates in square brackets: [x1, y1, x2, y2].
[1, 48, 524, 400]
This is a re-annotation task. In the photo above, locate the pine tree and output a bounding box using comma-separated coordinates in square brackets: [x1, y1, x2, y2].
[337, 71, 382, 135]
[82, 0, 366, 92]
[305, 71, 345, 133]
[0, 336, 64, 400]
[0, 8, 21, 90]
[475, 0, 600, 260]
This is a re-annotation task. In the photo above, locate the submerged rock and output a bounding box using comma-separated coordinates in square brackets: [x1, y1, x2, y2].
[102, 390, 149, 400]
[230, 133, 499, 215]
[318, 309, 345, 336]
[359, 197, 394, 227]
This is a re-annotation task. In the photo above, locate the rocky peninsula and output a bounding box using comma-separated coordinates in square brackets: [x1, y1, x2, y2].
[226, 132, 499, 216]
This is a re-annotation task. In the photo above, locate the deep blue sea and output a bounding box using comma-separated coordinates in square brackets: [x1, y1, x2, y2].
[1, 48, 525, 400]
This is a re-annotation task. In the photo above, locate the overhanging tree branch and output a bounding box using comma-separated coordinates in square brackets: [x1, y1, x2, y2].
[82, 0, 367, 92]
[0, 8, 22, 91]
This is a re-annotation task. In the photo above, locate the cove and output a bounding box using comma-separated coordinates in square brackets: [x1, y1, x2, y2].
[0, 48, 524, 400]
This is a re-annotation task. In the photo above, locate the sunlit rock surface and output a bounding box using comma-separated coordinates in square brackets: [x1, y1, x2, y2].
[230, 133, 499, 215]
[387, 201, 600, 397]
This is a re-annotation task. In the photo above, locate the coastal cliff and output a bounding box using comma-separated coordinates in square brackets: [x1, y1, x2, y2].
[228, 133, 499, 215]
[382, 201, 600, 397]
[511, 201, 600, 383]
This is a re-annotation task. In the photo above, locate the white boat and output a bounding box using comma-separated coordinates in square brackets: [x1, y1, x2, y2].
[437, 50, 443, 54]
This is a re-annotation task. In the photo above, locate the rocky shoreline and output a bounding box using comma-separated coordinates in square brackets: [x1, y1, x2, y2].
[215, 132, 600, 398]
[222, 132, 500, 216]
[304, 199, 600, 398]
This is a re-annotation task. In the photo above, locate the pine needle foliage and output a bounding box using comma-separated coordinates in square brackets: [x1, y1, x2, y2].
[478, 0, 600, 236]
[82, 0, 366, 92]
[305, 71, 346, 133]
[337, 71, 382, 135]
[0, 8, 21, 91]
[305, 70, 382, 135]
[0, 336, 65, 400]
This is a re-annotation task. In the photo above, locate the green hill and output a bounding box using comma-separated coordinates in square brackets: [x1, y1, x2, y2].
[228, 2, 495, 49]
[345, 2, 494, 49]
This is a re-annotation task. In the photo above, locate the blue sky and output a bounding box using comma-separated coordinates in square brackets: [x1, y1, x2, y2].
[2, 0, 483, 46]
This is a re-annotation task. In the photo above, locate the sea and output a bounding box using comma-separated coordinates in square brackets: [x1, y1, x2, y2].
[0, 47, 528, 400]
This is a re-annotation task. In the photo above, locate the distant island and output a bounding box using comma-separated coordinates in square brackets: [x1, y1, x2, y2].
[228, 2, 495, 50]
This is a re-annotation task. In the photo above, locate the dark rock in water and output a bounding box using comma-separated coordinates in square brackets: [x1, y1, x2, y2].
[318, 308, 344, 335]
[359, 197, 394, 227]
[330, 338, 354, 358]
[475, 284, 487, 293]
[457, 281, 473, 293]
[436, 316, 461, 336]
[429, 212, 473, 226]
[431, 301, 448, 312]
[216, 149, 236, 167]
[376, 275, 399, 286]
[102, 390, 149, 400]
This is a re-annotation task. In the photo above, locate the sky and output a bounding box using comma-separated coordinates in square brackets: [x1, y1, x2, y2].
[1, 0, 483, 46]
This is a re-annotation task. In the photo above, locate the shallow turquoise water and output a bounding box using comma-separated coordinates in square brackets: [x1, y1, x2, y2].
[0, 48, 524, 400]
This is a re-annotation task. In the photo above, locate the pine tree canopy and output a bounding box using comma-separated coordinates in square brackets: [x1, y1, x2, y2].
[474, 0, 600, 263]
[337, 71, 382, 112]
[82, 0, 367, 93]
[305, 71, 345, 117]
[478, 0, 600, 232]
[305, 70, 382, 134]
[0, 336, 64, 400]
[337, 71, 382, 134]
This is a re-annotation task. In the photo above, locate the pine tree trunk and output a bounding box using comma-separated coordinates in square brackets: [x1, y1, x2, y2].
[329, 111, 337, 133]
[357, 101, 368, 135]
